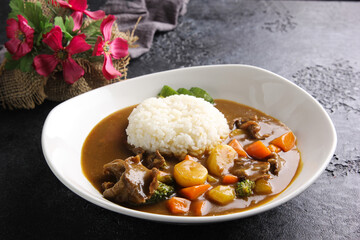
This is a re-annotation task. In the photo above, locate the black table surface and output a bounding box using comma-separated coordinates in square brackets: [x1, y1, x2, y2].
[0, 0, 359, 239]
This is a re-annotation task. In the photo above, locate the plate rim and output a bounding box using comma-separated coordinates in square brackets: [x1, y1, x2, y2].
[41, 64, 337, 223]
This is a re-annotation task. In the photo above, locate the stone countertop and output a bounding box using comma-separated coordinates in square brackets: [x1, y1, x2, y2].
[0, 0, 359, 239]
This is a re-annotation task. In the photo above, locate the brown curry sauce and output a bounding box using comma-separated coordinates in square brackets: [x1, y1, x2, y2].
[81, 99, 301, 216]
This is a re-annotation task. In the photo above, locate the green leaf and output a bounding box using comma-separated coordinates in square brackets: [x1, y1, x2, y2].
[157, 86, 214, 103]
[5, 61, 19, 70]
[9, 0, 24, 11]
[189, 87, 214, 104]
[4, 52, 33, 72]
[63, 31, 74, 41]
[8, 0, 24, 19]
[85, 36, 99, 46]
[19, 53, 34, 72]
[64, 16, 74, 33]
[54, 16, 74, 41]
[8, 0, 51, 36]
[22, 2, 47, 30]
[36, 21, 53, 46]
[5, 52, 13, 60]
[4, 53, 20, 70]
[177, 88, 194, 96]
[82, 20, 102, 37]
[54, 16, 66, 31]
[42, 21, 54, 32]
[158, 85, 178, 98]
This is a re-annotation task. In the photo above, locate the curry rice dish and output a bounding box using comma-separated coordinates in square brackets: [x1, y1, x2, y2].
[82, 95, 301, 216]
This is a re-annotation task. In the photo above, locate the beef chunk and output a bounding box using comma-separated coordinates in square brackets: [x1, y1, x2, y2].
[102, 182, 114, 190]
[143, 150, 168, 170]
[232, 116, 258, 129]
[128, 145, 145, 156]
[230, 157, 271, 181]
[232, 116, 269, 140]
[127, 144, 168, 170]
[102, 155, 159, 205]
[267, 152, 284, 175]
[103, 158, 127, 181]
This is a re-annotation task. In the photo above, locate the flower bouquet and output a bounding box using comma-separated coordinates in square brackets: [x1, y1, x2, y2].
[0, 0, 138, 109]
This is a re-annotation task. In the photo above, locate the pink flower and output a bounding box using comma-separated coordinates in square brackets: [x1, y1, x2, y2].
[5, 15, 34, 60]
[56, 0, 105, 31]
[33, 26, 91, 84]
[93, 15, 128, 80]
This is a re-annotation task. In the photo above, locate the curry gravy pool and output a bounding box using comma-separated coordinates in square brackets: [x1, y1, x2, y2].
[81, 99, 301, 216]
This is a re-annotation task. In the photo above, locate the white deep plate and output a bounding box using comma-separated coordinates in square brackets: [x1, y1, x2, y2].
[42, 64, 337, 223]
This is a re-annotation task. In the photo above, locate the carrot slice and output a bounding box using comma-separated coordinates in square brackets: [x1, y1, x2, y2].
[179, 184, 211, 200]
[228, 139, 247, 157]
[268, 144, 281, 153]
[222, 174, 238, 184]
[191, 200, 210, 216]
[184, 155, 196, 161]
[167, 197, 191, 214]
[245, 140, 272, 159]
[270, 131, 296, 152]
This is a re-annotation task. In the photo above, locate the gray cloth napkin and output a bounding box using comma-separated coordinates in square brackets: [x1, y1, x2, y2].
[102, 0, 189, 58]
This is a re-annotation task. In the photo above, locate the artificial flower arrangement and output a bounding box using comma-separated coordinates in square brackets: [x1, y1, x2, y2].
[0, 0, 138, 109]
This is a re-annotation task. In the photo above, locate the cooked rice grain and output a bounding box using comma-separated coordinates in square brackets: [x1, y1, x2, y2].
[126, 95, 230, 158]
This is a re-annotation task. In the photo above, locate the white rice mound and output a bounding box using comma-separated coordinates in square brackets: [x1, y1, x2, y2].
[126, 95, 230, 158]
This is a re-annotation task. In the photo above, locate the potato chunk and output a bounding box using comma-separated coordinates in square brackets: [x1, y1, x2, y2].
[207, 185, 235, 205]
[254, 178, 273, 195]
[207, 144, 237, 177]
[174, 160, 208, 187]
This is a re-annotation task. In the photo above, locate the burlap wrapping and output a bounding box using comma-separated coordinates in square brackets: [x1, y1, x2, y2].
[44, 56, 130, 102]
[0, 64, 46, 110]
[0, 14, 138, 109]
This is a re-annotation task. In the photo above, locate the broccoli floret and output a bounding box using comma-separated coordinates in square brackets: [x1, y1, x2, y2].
[235, 179, 255, 197]
[157, 173, 174, 185]
[146, 181, 175, 204]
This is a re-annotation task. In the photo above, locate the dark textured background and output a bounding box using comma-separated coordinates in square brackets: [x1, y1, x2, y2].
[0, 0, 359, 239]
